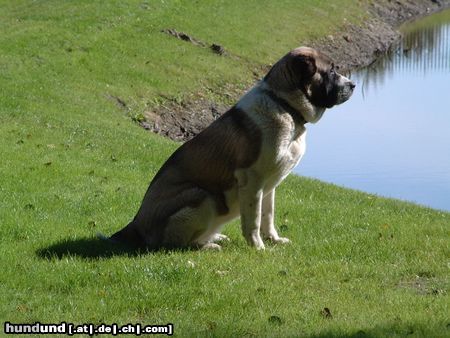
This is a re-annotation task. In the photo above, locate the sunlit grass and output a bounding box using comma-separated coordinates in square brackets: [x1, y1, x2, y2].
[0, 1, 448, 337]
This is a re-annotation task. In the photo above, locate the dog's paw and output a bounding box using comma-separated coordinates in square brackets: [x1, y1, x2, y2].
[210, 234, 230, 243]
[265, 235, 291, 245]
[255, 243, 266, 251]
[245, 233, 265, 250]
[273, 237, 290, 244]
[200, 243, 222, 251]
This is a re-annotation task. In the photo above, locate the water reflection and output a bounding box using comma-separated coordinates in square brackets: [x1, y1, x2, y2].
[296, 9, 450, 212]
[358, 9, 450, 96]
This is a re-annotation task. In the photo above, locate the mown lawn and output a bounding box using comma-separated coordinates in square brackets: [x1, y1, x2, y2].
[0, 1, 449, 337]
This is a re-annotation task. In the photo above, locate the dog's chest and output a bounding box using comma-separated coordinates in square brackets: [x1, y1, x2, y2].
[277, 130, 306, 173]
[261, 127, 307, 188]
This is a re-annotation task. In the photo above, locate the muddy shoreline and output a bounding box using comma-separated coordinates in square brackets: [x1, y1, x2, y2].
[142, 0, 450, 142]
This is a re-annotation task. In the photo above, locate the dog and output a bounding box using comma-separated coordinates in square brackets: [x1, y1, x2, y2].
[107, 46, 355, 250]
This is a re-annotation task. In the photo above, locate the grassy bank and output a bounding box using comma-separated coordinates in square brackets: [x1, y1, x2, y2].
[1, 1, 449, 337]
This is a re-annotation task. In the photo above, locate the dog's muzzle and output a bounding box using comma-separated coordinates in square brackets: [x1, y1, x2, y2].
[336, 77, 355, 105]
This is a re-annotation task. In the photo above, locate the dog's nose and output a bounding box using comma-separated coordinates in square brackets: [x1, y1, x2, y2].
[349, 81, 356, 89]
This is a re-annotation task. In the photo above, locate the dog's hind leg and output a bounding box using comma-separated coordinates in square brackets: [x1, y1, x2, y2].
[162, 195, 221, 249]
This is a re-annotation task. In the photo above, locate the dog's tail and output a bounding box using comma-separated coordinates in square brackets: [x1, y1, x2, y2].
[97, 219, 147, 248]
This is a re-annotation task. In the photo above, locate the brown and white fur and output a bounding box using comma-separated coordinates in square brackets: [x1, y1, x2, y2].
[107, 46, 355, 250]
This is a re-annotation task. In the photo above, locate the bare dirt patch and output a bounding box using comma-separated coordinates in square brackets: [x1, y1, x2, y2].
[161, 28, 231, 57]
[141, 97, 226, 141]
[397, 272, 447, 296]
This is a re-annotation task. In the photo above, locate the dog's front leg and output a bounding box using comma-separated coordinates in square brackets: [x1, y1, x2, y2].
[261, 189, 290, 244]
[236, 170, 265, 250]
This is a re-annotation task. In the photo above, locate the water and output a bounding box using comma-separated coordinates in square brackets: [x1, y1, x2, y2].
[295, 9, 450, 212]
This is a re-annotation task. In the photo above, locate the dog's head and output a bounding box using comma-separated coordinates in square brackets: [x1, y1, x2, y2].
[264, 46, 355, 123]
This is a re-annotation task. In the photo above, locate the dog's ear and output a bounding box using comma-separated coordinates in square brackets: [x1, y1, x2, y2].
[290, 54, 317, 85]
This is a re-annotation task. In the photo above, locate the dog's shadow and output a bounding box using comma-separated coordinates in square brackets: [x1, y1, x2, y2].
[36, 237, 145, 260]
[36, 236, 221, 260]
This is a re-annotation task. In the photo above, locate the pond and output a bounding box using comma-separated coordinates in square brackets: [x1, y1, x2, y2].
[295, 9, 450, 212]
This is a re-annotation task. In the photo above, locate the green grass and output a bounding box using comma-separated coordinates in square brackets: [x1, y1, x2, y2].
[0, 0, 365, 112]
[0, 1, 449, 337]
